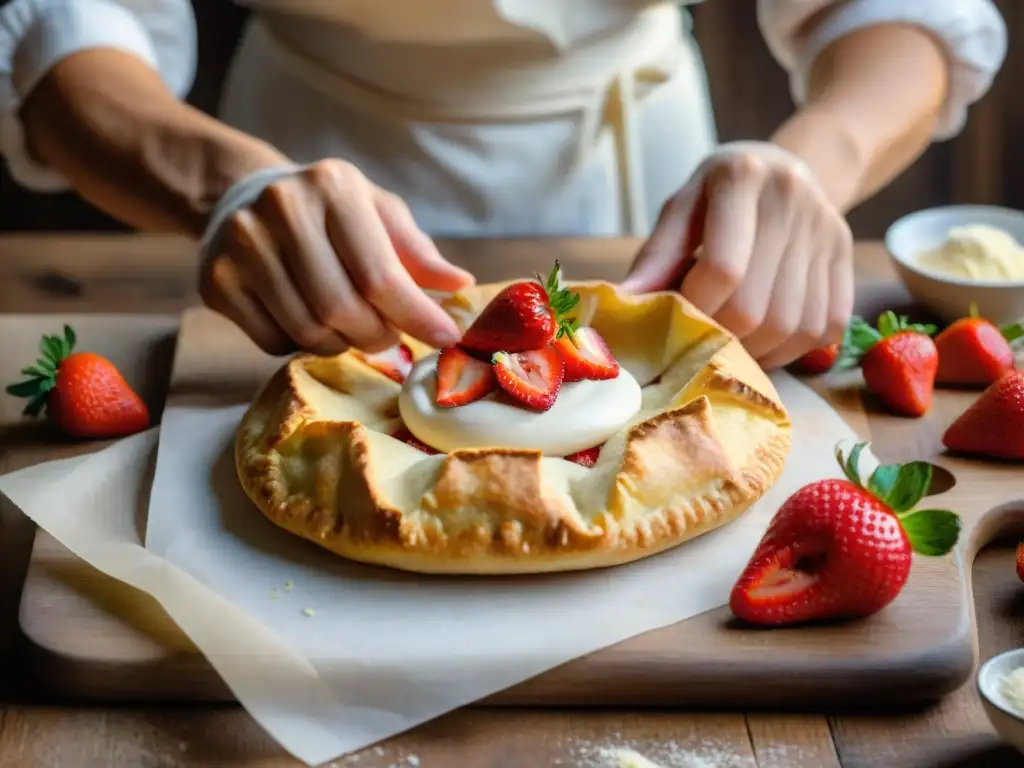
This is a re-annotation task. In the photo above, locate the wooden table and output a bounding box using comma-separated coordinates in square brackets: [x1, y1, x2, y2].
[0, 234, 1023, 768]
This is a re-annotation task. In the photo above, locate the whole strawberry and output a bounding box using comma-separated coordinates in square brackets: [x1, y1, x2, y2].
[459, 261, 579, 355]
[942, 370, 1024, 461]
[791, 344, 839, 376]
[837, 311, 938, 417]
[730, 442, 961, 627]
[6, 325, 150, 439]
[935, 305, 1021, 388]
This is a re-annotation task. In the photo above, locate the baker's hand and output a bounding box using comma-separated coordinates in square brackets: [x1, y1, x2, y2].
[200, 159, 473, 356]
[620, 142, 854, 370]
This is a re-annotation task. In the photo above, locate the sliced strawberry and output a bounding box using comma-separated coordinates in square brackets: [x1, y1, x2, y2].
[492, 347, 564, 411]
[565, 444, 602, 467]
[354, 343, 414, 384]
[391, 427, 440, 455]
[554, 327, 619, 382]
[435, 346, 496, 407]
[1017, 542, 1024, 584]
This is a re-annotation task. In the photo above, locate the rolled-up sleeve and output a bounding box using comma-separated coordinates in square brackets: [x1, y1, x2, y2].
[757, 0, 1007, 141]
[0, 0, 197, 191]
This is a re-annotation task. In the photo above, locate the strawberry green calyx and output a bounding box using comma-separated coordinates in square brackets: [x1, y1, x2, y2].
[1002, 321, 1024, 346]
[536, 261, 581, 339]
[834, 441, 961, 556]
[835, 311, 937, 371]
[5, 324, 77, 418]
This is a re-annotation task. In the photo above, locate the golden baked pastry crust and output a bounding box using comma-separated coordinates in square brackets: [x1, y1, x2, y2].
[235, 281, 792, 574]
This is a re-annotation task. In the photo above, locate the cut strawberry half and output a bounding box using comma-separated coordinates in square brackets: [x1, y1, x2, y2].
[435, 346, 496, 407]
[391, 427, 440, 455]
[354, 343, 414, 384]
[565, 444, 602, 467]
[553, 327, 619, 382]
[492, 347, 564, 411]
[729, 541, 828, 626]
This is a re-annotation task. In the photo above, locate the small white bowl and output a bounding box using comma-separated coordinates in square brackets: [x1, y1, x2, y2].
[978, 648, 1024, 754]
[884, 205, 1024, 325]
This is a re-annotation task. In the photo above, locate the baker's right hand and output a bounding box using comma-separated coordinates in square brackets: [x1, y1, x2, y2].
[199, 159, 474, 357]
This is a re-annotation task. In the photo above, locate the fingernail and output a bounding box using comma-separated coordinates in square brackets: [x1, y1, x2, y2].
[432, 320, 462, 347]
[433, 331, 461, 347]
[448, 266, 475, 285]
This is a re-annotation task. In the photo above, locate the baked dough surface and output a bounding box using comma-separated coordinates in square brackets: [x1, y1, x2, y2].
[235, 281, 792, 574]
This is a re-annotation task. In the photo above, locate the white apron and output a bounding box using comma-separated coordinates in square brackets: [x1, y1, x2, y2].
[217, 1, 718, 238]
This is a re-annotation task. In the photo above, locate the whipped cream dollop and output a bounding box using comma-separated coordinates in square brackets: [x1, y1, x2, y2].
[397, 353, 643, 456]
[915, 224, 1024, 282]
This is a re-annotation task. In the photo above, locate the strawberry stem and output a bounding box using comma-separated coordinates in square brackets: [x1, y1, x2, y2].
[537, 260, 581, 339]
[5, 324, 76, 418]
[835, 312, 937, 371]
[834, 441, 961, 556]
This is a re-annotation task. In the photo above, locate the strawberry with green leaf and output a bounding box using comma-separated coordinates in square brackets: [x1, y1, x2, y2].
[837, 311, 939, 417]
[935, 304, 1021, 388]
[730, 442, 962, 627]
[459, 261, 580, 356]
[6, 325, 150, 439]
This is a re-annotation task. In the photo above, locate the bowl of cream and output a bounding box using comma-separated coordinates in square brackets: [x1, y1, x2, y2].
[885, 205, 1024, 325]
[978, 648, 1024, 756]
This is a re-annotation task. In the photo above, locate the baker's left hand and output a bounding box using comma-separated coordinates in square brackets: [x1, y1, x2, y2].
[620, 142, 854, 370]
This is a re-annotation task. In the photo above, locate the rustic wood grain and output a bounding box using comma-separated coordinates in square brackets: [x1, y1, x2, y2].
[0, 553, 1019, 767]
[7, 238, 997, 711]
[1, 235, 1023, 767]
[0, 707, 766, 768]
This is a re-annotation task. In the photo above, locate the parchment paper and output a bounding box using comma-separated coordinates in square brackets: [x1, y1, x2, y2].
[0, 371, 858, 767]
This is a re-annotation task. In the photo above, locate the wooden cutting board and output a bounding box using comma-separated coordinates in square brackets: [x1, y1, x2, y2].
[7, 275, 1024, 709]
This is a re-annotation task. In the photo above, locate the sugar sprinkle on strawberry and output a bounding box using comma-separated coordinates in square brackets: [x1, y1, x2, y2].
[492, 347, 564, 411]
[729, 441, 961, 627]
[6, 325, 150, 439]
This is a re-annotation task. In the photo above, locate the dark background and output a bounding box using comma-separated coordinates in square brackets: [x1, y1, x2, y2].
[1, 0, 1021, 237]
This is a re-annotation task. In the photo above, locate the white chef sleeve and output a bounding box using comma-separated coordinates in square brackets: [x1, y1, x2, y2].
[757, 0, 1007, 141]
[0, 0, 196, 191]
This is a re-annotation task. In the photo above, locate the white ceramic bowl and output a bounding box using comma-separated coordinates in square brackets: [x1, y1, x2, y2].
[884, 205, 1024, 325]
[978, 648, 1024, 754]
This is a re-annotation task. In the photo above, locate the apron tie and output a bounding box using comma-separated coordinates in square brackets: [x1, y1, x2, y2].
[258, 9, 680, 237]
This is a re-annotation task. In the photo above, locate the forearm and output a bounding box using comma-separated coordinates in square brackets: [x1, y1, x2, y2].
[770, 22, 949, 212]
[18, 48, 287, 237]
